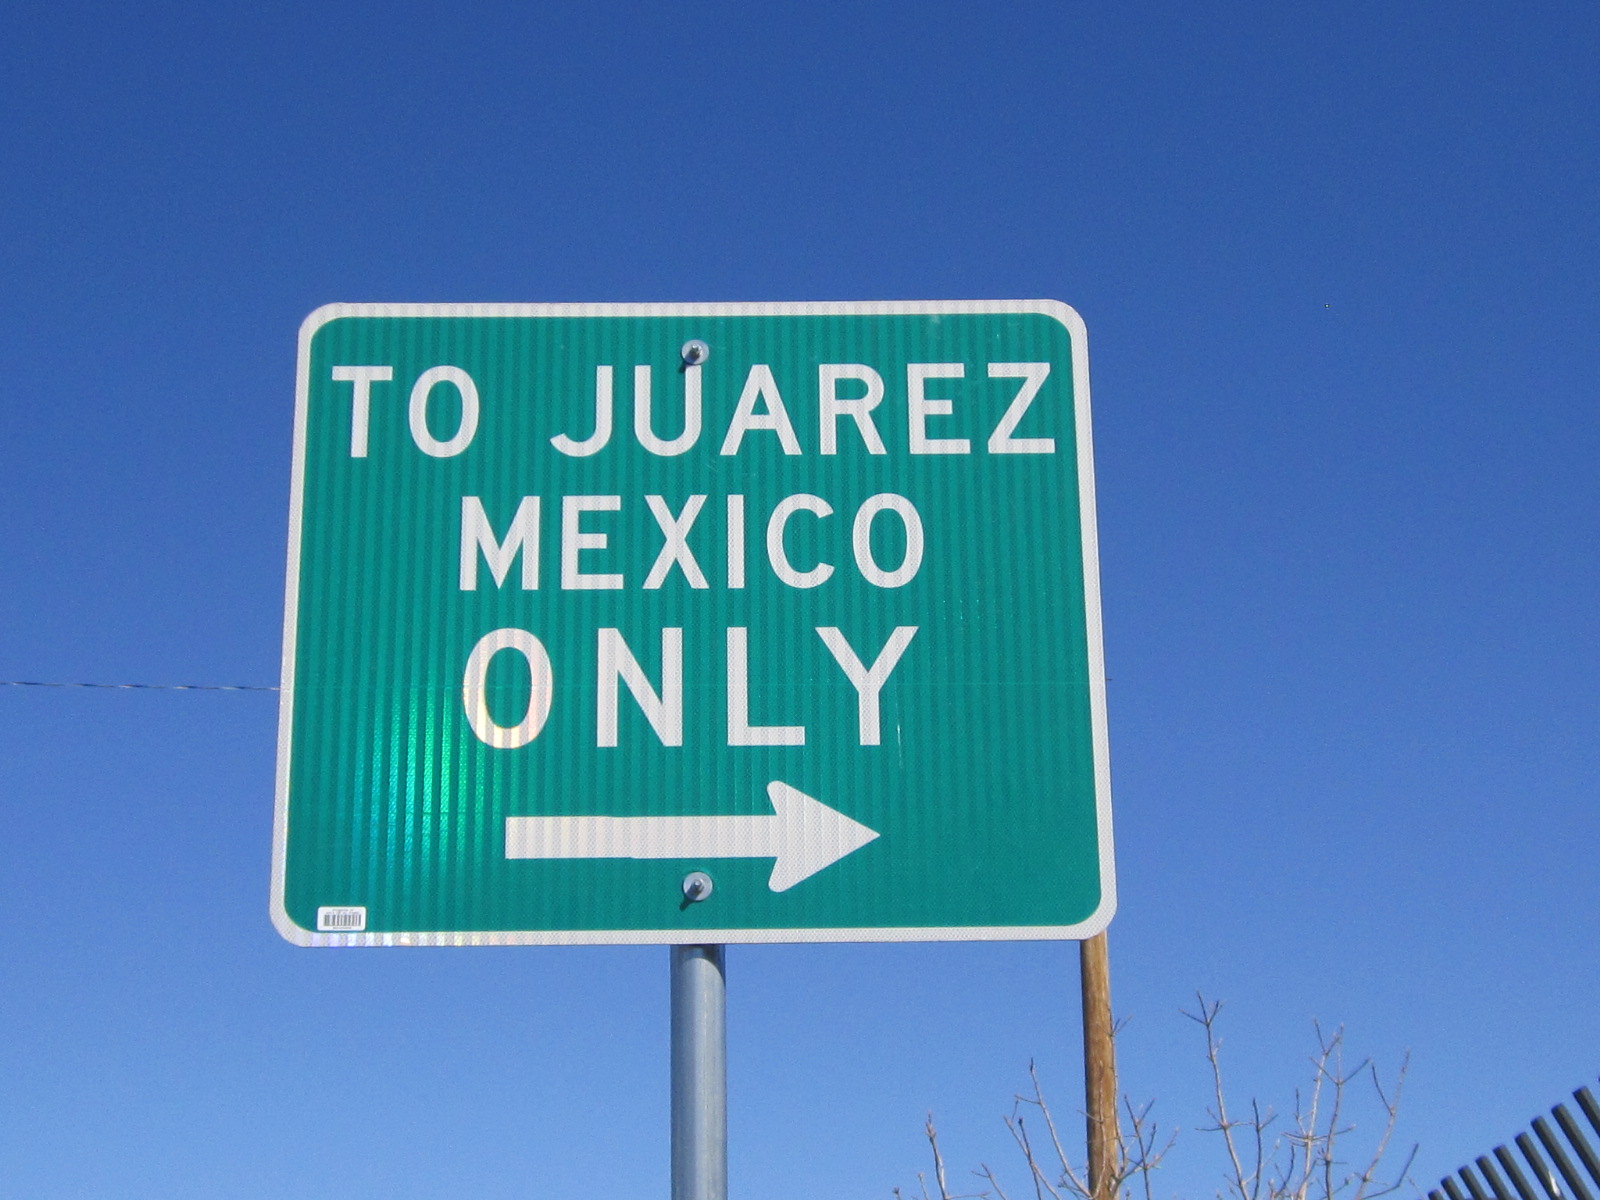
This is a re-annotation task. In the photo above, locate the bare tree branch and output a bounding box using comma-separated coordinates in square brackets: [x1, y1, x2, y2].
[900, 999, 1412, 1200]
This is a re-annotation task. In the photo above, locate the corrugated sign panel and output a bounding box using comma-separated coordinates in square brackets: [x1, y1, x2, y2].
[272, 301, 1114, 945]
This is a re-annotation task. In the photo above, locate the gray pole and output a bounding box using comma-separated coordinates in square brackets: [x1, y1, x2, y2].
[671, 944, 727, 1200]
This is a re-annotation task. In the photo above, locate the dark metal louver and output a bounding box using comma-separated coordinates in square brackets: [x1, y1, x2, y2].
[1430, 1085, 1600, 1200]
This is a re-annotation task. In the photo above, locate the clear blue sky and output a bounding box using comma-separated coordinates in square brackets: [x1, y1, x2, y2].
[2, 2, 1596, 1197]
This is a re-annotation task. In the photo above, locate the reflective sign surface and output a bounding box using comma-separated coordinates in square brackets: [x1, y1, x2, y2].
[274, 301, 1114, 944]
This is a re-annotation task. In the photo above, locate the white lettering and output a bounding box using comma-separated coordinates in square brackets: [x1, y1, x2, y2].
[907, 363, 969, 455]
[851, 494, 924, 588]
[561, 496, 623, 590]
[987, 363, 1055, 454]
[462, 628, 554, 749]
[409, 365, 480, 457]
[817, 626, 918, 745]
[331, 365, 393, 458]
[721, 364, 802, 455]
[726, 627, 804, 745]
[766, 494, 834, 588]
[636, 364, 703, 456]
[460, 496, 540, 590]
[726, 494, 746, 590]
[551, 366, 614, 457]
[643, 495, 709, 589]
[818, 364, 886, 455]
[597, 628, 683, 746]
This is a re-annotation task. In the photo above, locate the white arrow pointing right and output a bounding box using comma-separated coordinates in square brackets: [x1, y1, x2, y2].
[504, 781, 880, 892]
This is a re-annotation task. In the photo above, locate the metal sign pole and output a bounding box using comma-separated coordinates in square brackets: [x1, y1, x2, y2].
[671, 944, 727, 1200]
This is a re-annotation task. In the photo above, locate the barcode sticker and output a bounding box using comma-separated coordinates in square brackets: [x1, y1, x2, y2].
[316, 906, 367, 932]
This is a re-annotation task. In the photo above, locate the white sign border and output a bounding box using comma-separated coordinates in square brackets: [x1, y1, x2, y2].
[272, 299, 1115, 947]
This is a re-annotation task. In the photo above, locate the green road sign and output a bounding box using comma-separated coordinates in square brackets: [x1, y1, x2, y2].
[272, 301, 1114, 945]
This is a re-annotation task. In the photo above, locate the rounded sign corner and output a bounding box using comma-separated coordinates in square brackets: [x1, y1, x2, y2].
[298, 303, 358, 347]
[270, 898, 317, 947]
[1025, 299, 1087, 342]
[1074, 888, 1117, 941]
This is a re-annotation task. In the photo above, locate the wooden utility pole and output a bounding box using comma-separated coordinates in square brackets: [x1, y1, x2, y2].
[1081, 930, 1120, 1200]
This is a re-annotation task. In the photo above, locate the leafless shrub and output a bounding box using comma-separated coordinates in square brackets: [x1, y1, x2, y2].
[897, 998, 1414, 1200]
[896, 1059, 1171, 1200]
[1184, 995, 1415, 1200]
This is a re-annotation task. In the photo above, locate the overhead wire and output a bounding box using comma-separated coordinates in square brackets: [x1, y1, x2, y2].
[0, 680, 278, 692]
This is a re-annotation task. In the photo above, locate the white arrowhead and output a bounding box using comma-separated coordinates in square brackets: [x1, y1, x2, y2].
[761, 782, 880, 891]
[504, 781, 879, 892]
